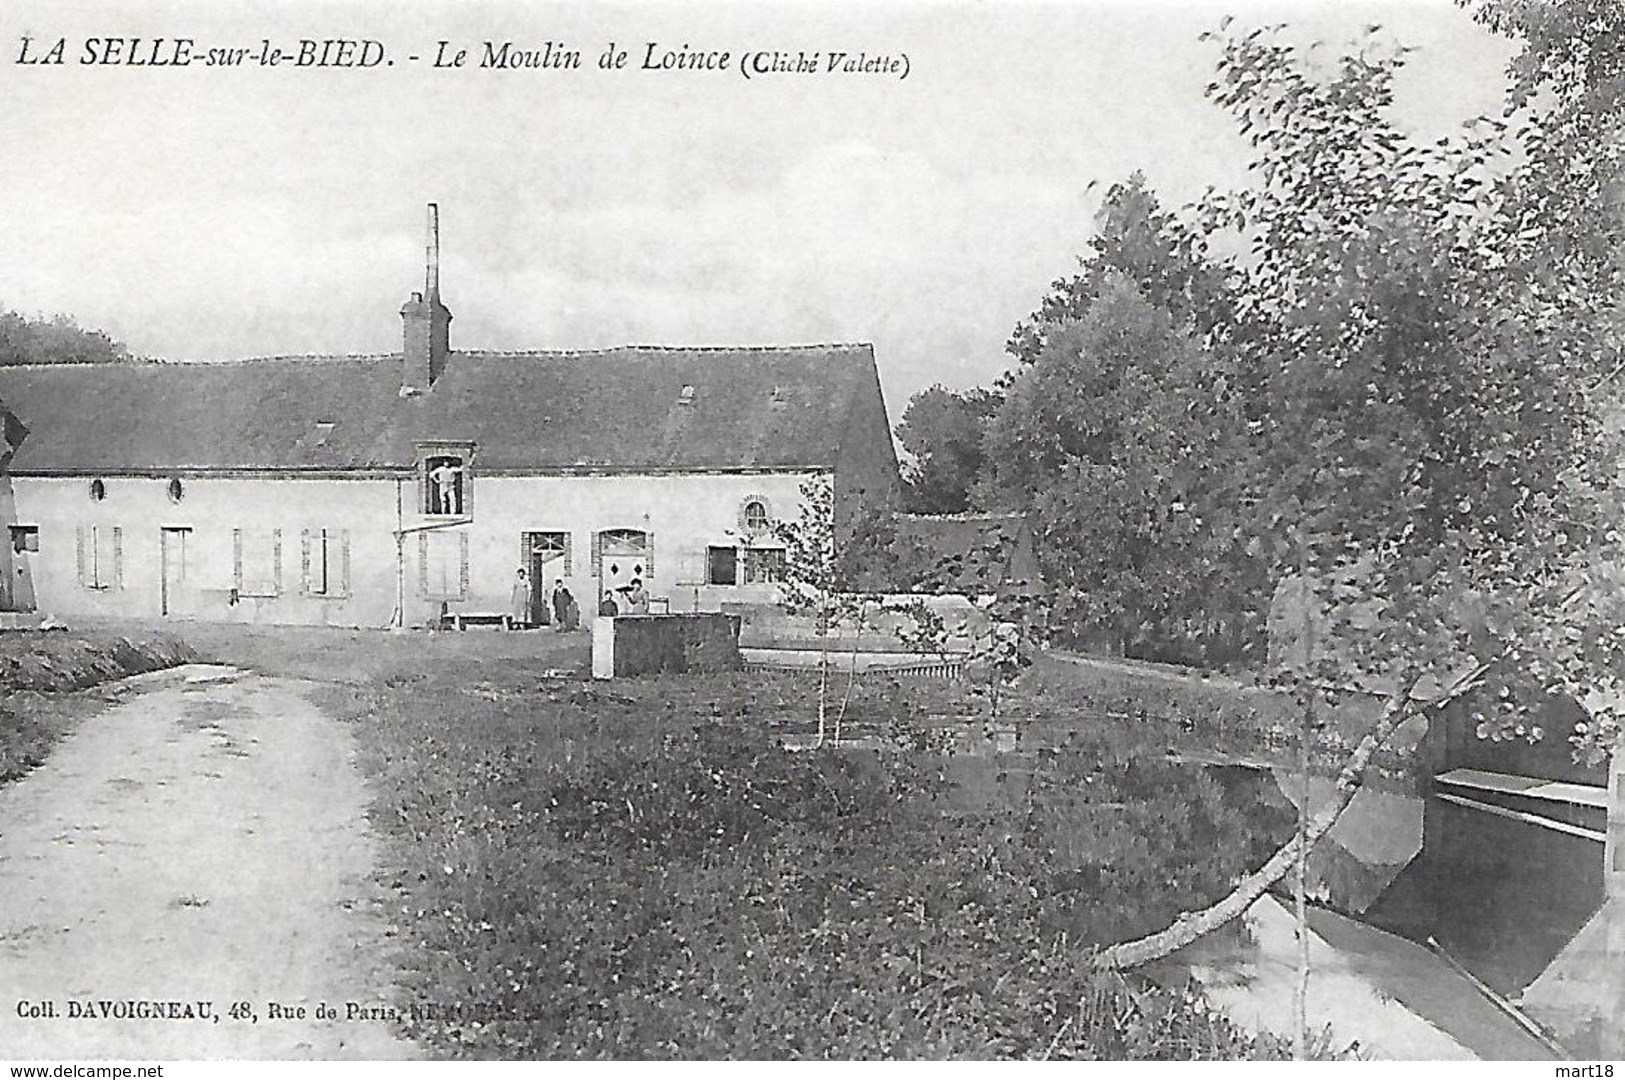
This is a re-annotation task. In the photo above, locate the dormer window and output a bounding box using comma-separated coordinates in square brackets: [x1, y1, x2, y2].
[678, 384, 696, 405]
[419, 442, 475, 516]
[309, 421, 336, 448]
[426, 455, 465, 515]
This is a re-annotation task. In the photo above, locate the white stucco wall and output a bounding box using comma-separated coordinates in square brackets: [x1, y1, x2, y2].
[8, 470, 812, 627]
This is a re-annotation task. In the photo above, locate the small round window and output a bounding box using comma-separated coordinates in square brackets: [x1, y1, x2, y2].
[167, 478, 184, 503]
[89, 479, 106, 502]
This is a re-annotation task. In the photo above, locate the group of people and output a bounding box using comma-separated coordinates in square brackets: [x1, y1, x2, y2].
[511, 569, 657, 628]
[510, 569, 580, 631]
[599, 578, 649, 616]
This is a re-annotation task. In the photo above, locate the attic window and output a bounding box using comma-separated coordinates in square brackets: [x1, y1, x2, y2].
[678, 385, 696, 405]
[89, 479, 106, 502]
[310, 421, 336, 448]
[167, 478, 184, 503]
[769, 385, 787, 405]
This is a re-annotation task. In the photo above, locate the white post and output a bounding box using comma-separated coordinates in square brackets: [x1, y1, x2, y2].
[591, 616, 616, 679]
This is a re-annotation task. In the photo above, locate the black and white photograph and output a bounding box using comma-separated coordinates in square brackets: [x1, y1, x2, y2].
[0, 0, 1621, 1068]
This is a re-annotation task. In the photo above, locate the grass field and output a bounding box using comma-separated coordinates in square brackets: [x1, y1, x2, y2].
[31, 620, 1345, 1057]
[324, 655, 1305, 1059]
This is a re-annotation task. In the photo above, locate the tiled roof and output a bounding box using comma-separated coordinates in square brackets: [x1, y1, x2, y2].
[0, 344, 882, 474]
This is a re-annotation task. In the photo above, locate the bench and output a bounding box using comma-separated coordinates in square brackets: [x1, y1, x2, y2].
[442, 611, 515, 631]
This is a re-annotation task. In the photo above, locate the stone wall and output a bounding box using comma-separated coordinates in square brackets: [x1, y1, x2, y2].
[592, 613, 742, 679]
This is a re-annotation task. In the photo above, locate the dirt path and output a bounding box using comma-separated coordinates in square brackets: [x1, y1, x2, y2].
[0, 664, 415, 1060]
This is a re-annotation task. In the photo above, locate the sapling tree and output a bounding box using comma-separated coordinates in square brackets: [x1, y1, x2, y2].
[892, 532, 1049, 722]
[773, 473, 887, 746]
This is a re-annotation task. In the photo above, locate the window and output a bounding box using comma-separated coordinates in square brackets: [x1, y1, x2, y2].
[233, 528, 282, 597]
[75, 525, 122, 590]
[678, 384, 696, 405]
[739, 494, 773, 535]
[302, 528, 350, 597]
[167, 478, 184, 503]
[89, 479, 106, 502]
[524, 531, 572, 578]
[10, 525, 38, 553]
[419, 530, 469, 600]
[423, 453, 468, 515]
[744, 547, 785, 584]
[706, 545, 738, 585]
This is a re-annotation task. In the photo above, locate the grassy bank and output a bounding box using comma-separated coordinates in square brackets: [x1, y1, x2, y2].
[0, 630, 198, 783]
[340, 665, 1303, 1059]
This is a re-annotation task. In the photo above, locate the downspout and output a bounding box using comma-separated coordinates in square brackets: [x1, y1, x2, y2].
[393, 478, 405, 630]
[392, 505, 474, 630]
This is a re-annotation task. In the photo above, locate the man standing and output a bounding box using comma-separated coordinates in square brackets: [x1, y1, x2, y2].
[428, 459, 462, 514]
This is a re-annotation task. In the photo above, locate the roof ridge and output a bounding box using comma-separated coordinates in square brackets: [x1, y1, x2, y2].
[458, 342, 874, 358]
[178, 352, 399, 365]
[0, 353, 400, 370]
[0, 343, 876, 370]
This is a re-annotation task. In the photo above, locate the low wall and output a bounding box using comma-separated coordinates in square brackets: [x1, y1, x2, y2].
[591, 613, 742, 679]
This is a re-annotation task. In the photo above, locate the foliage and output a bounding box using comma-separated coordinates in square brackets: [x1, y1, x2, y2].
[346, 667, 1308, 1059]
[984, 276, 1265, 662]
[772, 473, 885, 744]
[1190, 17, 1625, 760]
[835, 500, 937, 592]
[0, 308, 130, 365]
[1007, 172, 1235, 368]
[894, 385, 1002, 514]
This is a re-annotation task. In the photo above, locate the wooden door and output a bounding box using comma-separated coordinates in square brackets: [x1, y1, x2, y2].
[597, 529, 649, 610]
[160, 528, 189, 617]
[524, 531, 568, 624]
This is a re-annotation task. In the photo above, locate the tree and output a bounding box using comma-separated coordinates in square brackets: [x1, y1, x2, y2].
[1095, 11, 1625, 973]
[982, 274, 1265, 661]
[894, 385, 1002, 514]
[0, 308, 130, 364]
[773, 473, 892, 747]
[1008, 172, 1236, 369]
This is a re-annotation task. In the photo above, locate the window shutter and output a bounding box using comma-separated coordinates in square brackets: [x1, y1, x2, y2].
[519, 534, 529, 576]
[271, 529, 282, 595]
[458, 532, 470, 598]
[232, 528, 243, 591]
[644, 534, 654, 585]
[339, 530, 351, 596]
[591, 531, 603, 581]
[563, 533, 573, 576]
[112, 527, 123, 589]
[417, 533, 429, 597]
[300, 529, 312, 594]
[75, 526, 86, 587]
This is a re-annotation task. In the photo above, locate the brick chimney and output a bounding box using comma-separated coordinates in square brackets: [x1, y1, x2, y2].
[401, 203, 452, 392]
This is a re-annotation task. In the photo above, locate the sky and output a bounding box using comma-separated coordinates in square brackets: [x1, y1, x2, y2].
[0, 0, 1516, 422]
